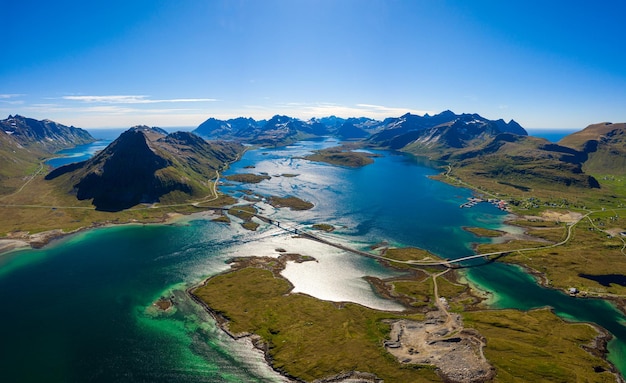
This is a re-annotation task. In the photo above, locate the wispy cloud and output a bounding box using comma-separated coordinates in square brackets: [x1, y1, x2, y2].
[0, 94, 25, 105]
[62, 95, 218, 104]
[3, 94, 434, 128]
[5, 97, 214, 128]
[25, 103, 205, 115]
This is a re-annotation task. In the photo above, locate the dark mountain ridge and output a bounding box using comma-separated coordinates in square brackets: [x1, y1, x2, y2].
[351, 111, 606, 191]
[46, 126, 243, 211]
[193, 110, 523, 147]
[194, 114, 318, 146]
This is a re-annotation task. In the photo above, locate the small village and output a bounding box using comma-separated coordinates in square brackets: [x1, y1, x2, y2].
[460, 197, 509, 211]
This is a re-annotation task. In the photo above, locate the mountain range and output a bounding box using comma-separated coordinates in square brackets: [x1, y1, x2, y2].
[1, 111, 625, 211]
[0, 114, 94, 152]
[193, 111, 526, 149]
[193, 114, 385, 145]
[192, 111, 626, 193]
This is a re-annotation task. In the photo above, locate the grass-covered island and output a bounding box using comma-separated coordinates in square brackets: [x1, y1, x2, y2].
[303, 145, 379, 168]
[192, 247, 618, 382]
[463, 226, 506, 238]
[267, 195, 314, 211]
[312, 223, 335, 232]
[224, 173, 272, 183]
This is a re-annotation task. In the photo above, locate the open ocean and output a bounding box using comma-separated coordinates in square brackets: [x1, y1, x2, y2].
[526, 128, 579, 142]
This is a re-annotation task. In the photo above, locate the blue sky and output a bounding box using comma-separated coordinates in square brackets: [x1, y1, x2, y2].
[1, 0, 625, 129]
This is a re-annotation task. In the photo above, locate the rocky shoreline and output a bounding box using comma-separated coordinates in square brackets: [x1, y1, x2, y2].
[186, 255, 301, 383]
[0, 210, 215, 256]
[1, 228, 81, 253]
[187, 253, 397, 383]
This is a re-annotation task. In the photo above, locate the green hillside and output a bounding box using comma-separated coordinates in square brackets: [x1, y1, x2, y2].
[559, 122, 626, 175]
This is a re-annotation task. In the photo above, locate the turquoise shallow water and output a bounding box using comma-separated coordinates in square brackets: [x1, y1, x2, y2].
[1, 138, 625, 380]
[0, 223, 287, 382]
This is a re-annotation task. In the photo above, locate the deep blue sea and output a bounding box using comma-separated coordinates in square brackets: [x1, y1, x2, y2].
[2, 137, 624, 381]
[526, 128, 579, 142]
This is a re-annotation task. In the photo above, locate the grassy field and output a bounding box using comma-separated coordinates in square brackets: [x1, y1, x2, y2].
[435, 164, 626, 213]
[193, 266, 441, 382]
[193, 255, 617, 382]
[464, 227, 506, 238]
[477, 214, 626, 297]
[224, 173, 272, 183]
[463, 309, 616, 383]
[303, 146, 377, 168]
[0, 170, 232, 237]
[439, 161, 626, 299]
[267, 195, 314, 210]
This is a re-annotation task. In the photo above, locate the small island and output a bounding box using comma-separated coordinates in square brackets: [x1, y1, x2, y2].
[463, 226, 506, 238]
[224, 173, 272, 183]
[303, 146, 378, 168]
[267, 195, 314, 211]
[312, 223, 335, 232]
[153, 297, 174, 311]
[228, 204, 260, 231]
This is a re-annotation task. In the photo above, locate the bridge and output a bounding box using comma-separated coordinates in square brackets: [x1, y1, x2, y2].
[216, 205, 498, 268]
[228, 205, 613, 269]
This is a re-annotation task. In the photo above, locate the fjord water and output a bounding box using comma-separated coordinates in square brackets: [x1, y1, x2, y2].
[1, 139, 625, 381]
[45, 139, 112, 168]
